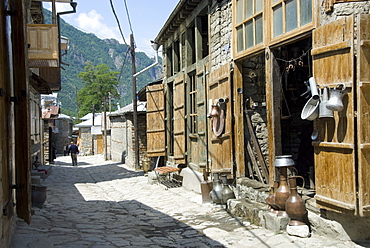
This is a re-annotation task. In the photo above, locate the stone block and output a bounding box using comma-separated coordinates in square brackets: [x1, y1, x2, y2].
[147, 171, 158, 185]
[262, 212, 289, 232]
[180, 167, 203, 194]
[287, 225, 311, 238]
[228, 198, 267, 226]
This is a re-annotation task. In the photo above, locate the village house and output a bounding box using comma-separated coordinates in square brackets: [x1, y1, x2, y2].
[109, 101, 147, 170]
[0, 0, 76, 246]
[75, 113, 105, 156]
[148, 0, 370, 240]
[41, 94, 73, 162]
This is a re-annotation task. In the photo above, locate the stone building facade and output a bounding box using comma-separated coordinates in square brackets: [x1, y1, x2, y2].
[109, 102, 147, 170]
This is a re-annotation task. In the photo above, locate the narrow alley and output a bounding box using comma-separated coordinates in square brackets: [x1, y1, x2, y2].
[11, 155, 363, 248]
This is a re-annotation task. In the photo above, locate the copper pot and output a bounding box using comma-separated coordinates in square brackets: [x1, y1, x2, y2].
[285, 176, 307, 226]
[275, 167, 290, 212]
[266, 181, 279, 214]
[209, 105, 220, 117]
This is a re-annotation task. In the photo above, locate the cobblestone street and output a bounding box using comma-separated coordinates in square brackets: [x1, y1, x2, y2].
[11, 155, 365, 247]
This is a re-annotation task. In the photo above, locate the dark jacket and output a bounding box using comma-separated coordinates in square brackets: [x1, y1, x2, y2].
[68, 145, 79, 154]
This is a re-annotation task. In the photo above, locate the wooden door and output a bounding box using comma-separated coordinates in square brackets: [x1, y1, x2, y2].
[208, 64, 233, 173]
[97, 135, 104, 154]
[173, 75, 186, 164]
[188, 70, 208, 170]
[311, 15, 356, 213]
[357, 14, 370, 217]
[146, 84, 166, 157]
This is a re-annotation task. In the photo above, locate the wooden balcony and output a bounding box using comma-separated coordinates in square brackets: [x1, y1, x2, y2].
[27, 24, 59, 68]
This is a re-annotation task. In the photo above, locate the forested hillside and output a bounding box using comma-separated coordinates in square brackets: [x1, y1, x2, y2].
[44, 9, 161, 117]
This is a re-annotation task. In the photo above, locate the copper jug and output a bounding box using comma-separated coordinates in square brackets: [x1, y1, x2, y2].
[209, 105, 220, 117]
[285, 176, 307, 226]
[265, 181, 279, 214]
[274, 167, 290, 214]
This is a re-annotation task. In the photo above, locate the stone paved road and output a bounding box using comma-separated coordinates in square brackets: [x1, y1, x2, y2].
[11, 155, 365, 248]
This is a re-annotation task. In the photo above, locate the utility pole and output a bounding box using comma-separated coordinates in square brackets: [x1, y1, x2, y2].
[103, 97, 107, 160]
[130, 34, 139, 169]
[92, 105, 95, 155]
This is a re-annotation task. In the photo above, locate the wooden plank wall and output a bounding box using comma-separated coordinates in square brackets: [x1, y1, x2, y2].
[173, 75, 186, 164]
[208, 64, 233, 173]
[357, 14, 370, 216]
[312, 15, 356, 212]
[146, 84, 166, 157]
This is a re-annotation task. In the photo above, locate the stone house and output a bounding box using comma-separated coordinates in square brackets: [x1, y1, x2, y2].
[53, 114, 74, 154]
[75, 113, 110, 156]
[41, 94, 73, 160]
[149, 0, 370, 241]
[109, 101, 147, 170]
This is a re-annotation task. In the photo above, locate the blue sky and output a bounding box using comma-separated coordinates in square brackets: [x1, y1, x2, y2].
[44, 0, 179, 57]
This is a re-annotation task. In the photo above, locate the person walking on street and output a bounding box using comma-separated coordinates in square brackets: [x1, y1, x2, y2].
[68, 141, 79, 166]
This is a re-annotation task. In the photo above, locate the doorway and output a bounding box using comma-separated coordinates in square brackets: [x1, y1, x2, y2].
[272, 37, 314, 186]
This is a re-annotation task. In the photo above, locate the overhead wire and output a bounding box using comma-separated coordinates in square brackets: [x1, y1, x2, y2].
[123, 0, 134, 36]
[109, 0, 136, 92]
[109, 0, 128, 46]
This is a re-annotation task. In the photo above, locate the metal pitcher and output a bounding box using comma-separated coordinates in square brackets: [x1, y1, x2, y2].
[319, 87, 334, 118]
[326, 84, 346, 111]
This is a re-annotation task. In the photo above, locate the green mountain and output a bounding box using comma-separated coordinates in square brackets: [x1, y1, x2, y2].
[44, 9, 161, 117]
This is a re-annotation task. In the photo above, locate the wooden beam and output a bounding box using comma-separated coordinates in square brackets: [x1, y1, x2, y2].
[11, 0, 31, 224]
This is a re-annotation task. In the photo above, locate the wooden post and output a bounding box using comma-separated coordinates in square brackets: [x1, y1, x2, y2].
[104, 97, 107, 160]
[131, 34, 139, 169]
[92, 105, 95, 155]
[11, 0, 31, 224]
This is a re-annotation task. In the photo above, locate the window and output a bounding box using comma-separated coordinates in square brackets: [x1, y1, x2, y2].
[235, 0, 263, 53]
[197, 11, 209, 59]
[272, 0, 312, 37]
[187, 23, 196, 65]
[166, 46, 173, 77]
[189, 72, 197, 135]
[174, 40, 180, 73]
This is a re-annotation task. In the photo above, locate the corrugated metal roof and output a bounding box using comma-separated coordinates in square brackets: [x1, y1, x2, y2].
[109, 101, 146, 117]
[42, 106, 59, 119]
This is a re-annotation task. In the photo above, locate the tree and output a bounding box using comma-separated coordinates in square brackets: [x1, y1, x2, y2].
[77, 62, 120, 117]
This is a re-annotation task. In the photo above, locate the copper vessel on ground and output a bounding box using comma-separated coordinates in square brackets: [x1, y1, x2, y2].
[286, 176, 307, 226]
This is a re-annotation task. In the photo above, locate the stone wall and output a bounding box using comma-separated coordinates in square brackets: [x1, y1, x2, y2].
[116, 113, 147, 170]
[79, 127, 92, 155]
[320, 1, 370, 25]
[110, 115, 127, 163]
[54, 119, 72, 154]
[242, 55, 269, 164]
[209, 0, 232, 71]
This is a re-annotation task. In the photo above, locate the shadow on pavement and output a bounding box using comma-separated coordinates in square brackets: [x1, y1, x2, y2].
[14, 161, 227, 248]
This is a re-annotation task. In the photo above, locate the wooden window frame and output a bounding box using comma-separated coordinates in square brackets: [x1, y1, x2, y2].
[234, 0, 264, 54]
[270, 0, 313, 40]
[188, 72, 197, 135]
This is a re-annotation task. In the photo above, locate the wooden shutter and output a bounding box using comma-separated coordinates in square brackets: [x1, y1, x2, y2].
[208, 64, 233, 173]
[357, 14, 370, 217]
[173, 76, 186, 164]
[12, 0, 31, 223]
[311, 15, 356, 213]
[146, 84, 166, 157]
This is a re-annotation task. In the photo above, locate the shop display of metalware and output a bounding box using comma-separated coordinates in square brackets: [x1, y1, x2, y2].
[326, 83, 346, 111]
[209, 172, 223, 204]
[221, 174, 235, 205]
[274, 155, 295, 167]
[286, 176, 307, 226]
[319, 87, 334, 118]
